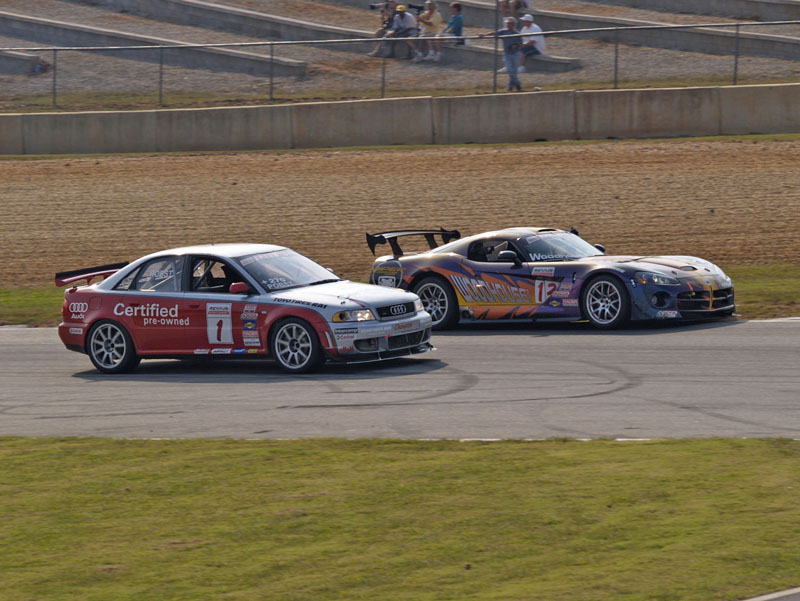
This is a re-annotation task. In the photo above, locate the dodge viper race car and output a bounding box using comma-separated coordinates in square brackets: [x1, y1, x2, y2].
[56, 244, 433, 374]
[367, 227, 735, 330]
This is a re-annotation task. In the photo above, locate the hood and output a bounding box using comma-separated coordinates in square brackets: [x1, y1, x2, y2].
[592, 255, 727, 277]
[270, 280, 417, 308]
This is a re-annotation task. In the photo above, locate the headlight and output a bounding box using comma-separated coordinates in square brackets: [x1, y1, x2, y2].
[635, 271, 680, 286]
[414, 299, 424, 313]
[333, 309, 375, 322]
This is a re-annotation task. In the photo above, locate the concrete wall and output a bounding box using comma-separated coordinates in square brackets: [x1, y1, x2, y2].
[0, 49, 45, 74]
[0, 11, 306, 76]
[61, 0, 578, 72]
[575, 87, 722, 139]
[568, 0, 800, 22]
[432, 90, 578, 144]
[450, 2, 800, 61]
[2, 83, 800, 155]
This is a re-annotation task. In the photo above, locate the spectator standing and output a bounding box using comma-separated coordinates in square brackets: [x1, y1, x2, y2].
[479, 16, 523, 91]
[518, 13, 545, 73]
[498, 0, 530, 19]
[419, 0, 444, 61]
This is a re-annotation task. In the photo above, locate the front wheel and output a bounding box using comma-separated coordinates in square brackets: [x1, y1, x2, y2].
[412, 276, 458, 330]
[86, 320, 140, 374]
[581, 276, 631, 329]
[270, 318, 324, 373]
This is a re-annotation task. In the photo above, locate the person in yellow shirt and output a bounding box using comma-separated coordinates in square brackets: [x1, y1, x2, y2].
[418, 0, 445, 61]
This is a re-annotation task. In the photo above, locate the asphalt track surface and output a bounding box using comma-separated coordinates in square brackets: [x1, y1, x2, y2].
[1, 319, 799, 440]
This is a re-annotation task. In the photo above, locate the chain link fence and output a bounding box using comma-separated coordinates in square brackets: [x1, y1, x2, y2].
[1, 20, 800, 110]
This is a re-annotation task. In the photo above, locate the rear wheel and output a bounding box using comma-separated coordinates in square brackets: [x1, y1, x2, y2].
[412, 276, 458, 330]
[86, 320, 140, 373]
[270, 318, 324, 373]
[581, 276, 631, 329]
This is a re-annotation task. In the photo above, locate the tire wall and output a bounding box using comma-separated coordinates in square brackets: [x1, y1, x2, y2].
[1, 83, 799, 155]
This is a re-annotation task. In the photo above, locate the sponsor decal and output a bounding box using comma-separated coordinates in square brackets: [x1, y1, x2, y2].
[69, 302, 89, 313]
[194, 349, 210, 355]
[274, 298, 328, 309]
[338, 345, 355, 353]
[211, 348, 232, 354]
[563, 298, 579, 307]
[69, 327, 83, 335]
[262, 277, 292, 289]
[452, 276, 559, 305]
[233, 349, 247, 354]
[373, 260, 403, 287]
[242, 320, 257, 330]
[114, 302, 189, 326]
[241, 304, 258, 320]
[531, 266, 555, 277]
[558, 282, 572, 291]
[549, 300, 561, 307]
[531, 253, 570, 261]
[392, 321, 416, 332]
[207, 303, 233, 344]
[656, 310, 679, 319]
[243, 330, 260, 347]
[247, 349, 259, 354]
[553, 290, 571, 298]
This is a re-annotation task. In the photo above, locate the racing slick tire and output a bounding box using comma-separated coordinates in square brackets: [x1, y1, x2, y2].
[412, 276, 458, 330]
[270, 318, 325, 374]
[86, 319, 141, 374]
[581, 275, 631, 330]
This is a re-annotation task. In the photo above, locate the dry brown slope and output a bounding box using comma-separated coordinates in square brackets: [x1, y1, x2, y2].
[2, 138, 799, 287]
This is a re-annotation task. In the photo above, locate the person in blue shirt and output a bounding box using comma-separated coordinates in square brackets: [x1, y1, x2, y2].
[442, 2, 464, 40]
[479, 16, 523, 91]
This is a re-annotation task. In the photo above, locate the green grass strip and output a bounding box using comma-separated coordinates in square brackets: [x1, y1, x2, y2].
[2, 437, 800, 601]
[2, 263, 797, 326]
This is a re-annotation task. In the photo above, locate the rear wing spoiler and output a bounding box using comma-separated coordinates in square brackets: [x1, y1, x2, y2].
[366, 228, 460, 257]
[55, 261, 129, 287]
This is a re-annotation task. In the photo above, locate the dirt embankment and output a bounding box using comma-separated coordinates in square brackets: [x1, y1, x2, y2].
[2, 138, 799, 287]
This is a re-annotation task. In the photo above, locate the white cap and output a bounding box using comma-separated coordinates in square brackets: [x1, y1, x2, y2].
[504, 16, 516, 23]
[521, 13, 534, 21]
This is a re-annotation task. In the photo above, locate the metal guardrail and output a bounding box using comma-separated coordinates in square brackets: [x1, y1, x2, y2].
[2, 19, 800, 107]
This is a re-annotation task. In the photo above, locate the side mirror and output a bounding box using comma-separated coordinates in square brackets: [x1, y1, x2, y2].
[496, 250, 522, 267]
[594, 244, 606, 253]
[229, 282, 250, 295]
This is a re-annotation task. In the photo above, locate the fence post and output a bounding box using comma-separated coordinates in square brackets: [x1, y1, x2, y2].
[269, 43, 274, 101]
[158, 46, 164, 106]
[613, 27, 619, 90]
[381, 55, 387, 98]
[492, 1, 499, 93]
[52, 49, 57, 107]
[733, 23, 741, 85]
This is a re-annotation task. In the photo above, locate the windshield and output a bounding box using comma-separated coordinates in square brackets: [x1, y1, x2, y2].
[518, 232, 604, 261]
[236, 249, 340, 292]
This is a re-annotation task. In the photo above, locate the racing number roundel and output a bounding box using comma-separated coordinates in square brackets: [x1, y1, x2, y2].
[206, 303, 233, 344]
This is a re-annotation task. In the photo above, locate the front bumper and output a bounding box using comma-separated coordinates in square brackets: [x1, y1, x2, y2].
[328, 312, 434, 362]
[630, 281, 735, 321]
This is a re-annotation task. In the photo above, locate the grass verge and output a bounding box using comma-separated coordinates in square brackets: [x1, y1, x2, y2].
[2, 437, 800, 601]
[1, 74, 795, 113]
[2, 263, 797, 326]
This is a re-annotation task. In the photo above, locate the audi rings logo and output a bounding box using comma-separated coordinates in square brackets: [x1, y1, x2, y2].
[69, 302, 89, 313]
[389, 304, 408, 316]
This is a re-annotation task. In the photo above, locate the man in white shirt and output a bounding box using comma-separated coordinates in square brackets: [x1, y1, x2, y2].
[518, 13, 546, 73]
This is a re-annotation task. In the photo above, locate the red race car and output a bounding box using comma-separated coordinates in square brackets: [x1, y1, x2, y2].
[56, 243, 433, 374]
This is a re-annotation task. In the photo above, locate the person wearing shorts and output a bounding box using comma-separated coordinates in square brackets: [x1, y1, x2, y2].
[418, 0, 444, 61]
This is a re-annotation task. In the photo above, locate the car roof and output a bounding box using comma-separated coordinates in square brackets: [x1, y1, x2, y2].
[454, 227, 566, 245]
[145, 243, 286, 260]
